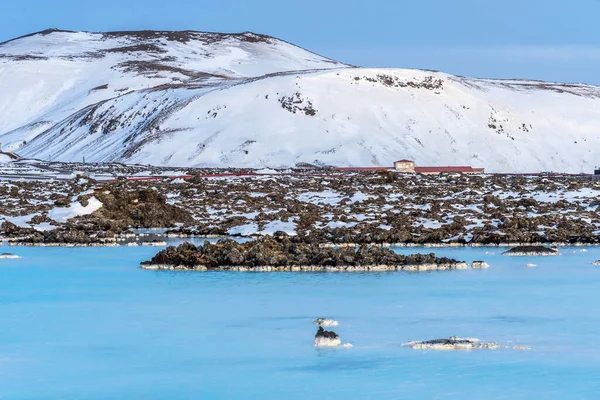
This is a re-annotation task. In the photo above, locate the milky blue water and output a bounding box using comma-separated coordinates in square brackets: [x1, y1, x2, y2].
[1, 242, 600, 400]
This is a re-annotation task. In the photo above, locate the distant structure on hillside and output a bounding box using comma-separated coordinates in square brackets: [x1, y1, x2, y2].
[393, 159, 484, 175]
[594, 168, 600, 182]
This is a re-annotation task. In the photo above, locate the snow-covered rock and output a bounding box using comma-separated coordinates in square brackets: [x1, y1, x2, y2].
[403, 336, 501, 350]
[313, 318, 339, 327]
[471, 261, 490, 269]
[2, 29, 600, 172]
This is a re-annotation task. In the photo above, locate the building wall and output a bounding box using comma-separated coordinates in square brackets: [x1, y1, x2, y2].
[394, 161, 415, 172]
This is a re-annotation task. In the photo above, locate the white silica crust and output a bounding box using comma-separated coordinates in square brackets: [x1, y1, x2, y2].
[141, 241, 167, 246]
[313, 318, 339, 327]
[504, 252, 559, 256]
[141, 264, 208, 271]
[313, 336, 342, 347]
[471, 261, 490, 269]
[140, 263, 471, 272]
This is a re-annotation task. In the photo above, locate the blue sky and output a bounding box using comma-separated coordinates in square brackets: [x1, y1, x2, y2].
[3, 0, 600, 84]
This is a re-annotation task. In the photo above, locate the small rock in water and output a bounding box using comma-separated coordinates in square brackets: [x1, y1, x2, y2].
[471, 261, 489, 269]
[0, 253, 20, 259]
[526, 263, 537, 268]
[592, 260, 600, 266]
[502, 246, 559, 256]
[313, 327, 342, 347]
[313, 318, 339, 327]
[403, 336, 501, 350]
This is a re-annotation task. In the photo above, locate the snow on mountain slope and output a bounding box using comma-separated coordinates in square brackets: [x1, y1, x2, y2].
[20, 68, 600, 173]
[3, 30, 600, 173]
[0, 29, 344, 150]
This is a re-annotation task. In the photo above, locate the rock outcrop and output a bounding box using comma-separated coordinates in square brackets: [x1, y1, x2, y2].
[140, 236, 468, 271]
[313, 327, 342, 347]
[91, 187, 193, 229]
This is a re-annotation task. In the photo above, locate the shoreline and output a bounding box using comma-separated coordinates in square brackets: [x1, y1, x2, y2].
[4, 241, 167, 247]
[2, 236, 600, 248]
[319, 241, 599, 248]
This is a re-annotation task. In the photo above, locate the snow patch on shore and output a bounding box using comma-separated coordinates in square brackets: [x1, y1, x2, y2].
[47, 197, 103, 222]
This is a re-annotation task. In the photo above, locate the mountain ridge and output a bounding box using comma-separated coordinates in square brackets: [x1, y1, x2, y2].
[1, 29, 599, 172]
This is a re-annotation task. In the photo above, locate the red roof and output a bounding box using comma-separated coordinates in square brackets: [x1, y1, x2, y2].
[414, 166, 484, 173]
[395, 159, 414, 163]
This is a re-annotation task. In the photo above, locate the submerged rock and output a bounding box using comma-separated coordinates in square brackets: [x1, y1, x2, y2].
[527, 263, 537, 267]
[403, 336, 501, 350]
[592, 260, 600, 266]
[471, 261, 489, 269]
[313, 327, 342, 347]
[0, 252, 20, 259]
[313, 318, 339, 327]
[502, 246, 559, 256]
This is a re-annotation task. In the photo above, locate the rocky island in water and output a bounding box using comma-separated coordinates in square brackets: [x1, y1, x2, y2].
[140, 235, 468, 272]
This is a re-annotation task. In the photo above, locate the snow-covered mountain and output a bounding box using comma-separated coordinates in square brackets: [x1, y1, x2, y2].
[0, 29, 343, 150]
[1, 29, 599, 173]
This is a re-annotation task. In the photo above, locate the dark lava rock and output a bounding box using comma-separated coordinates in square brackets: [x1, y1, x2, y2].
[92, 187, 193, 229]
[315, 326, 339, 340]
[0, 221, 35, 237]
[141, 236, 465, 270]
